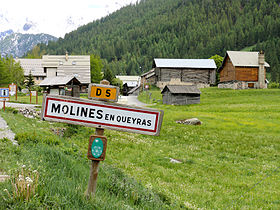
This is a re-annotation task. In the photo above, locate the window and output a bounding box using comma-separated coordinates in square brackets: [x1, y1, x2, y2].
[248, 83, 254, 88]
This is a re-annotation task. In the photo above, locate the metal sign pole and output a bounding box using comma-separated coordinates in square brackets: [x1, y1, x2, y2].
[3, 101, 5, 111]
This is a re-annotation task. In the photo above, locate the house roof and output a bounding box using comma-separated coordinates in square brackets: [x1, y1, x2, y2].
[116, 76, 140, 81]
[141, 68, 155, 78]
[153, 58, 217, 69]
[42, 55, 90, 84]
[226, 51, 270, 67]
[161, 85, 201, 94]
[15, 58, 45, 76]
[39, 76, 81, 86]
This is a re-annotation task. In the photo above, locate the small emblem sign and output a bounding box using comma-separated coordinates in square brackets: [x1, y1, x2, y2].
[87, 135, 107, 161]
[0, 88, 9, 101]
[91, 138, 104, 158]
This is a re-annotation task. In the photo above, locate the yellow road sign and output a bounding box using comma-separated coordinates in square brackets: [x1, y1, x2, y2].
[88, 84, 119, 102]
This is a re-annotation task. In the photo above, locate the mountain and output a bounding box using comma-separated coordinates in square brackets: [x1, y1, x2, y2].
[0, 32, 57, 58]
[31, 0, 280, 81]
[0, 30, 14, 41]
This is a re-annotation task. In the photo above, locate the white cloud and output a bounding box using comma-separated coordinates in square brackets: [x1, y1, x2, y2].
[0, 0, 138, 38]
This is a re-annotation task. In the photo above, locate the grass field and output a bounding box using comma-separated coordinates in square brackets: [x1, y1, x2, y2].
[1, 88, 280, 209]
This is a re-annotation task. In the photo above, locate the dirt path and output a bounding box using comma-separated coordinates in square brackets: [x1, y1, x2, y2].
[118, 96, 147, 107]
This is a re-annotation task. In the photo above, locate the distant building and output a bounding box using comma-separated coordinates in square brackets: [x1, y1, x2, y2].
[141, 69, 156, 86]
[146, 58, 216, 89]
[218, 51, 270, 89]
[15, 58, 45, 85]
[42, 53, 90, 85]
[116, 75, 141, 95]
[161, 85, 201, 105]
[16, 52, 90, 88]
[39, 76, 81, 97]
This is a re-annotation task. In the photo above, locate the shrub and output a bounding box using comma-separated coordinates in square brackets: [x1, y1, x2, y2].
[268, 82, 280, 89]
[3, 107, 18, 114]
[15, 131, 60, 146]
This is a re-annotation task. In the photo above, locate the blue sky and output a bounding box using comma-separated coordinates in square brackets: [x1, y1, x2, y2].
[0, 0, 138, 37]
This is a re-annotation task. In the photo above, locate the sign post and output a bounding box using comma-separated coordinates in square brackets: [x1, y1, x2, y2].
[41, 80, 163, 199]
[31, 91, 38, 104]
[9, 83, 17, 101]
[0, 88, 9, 111]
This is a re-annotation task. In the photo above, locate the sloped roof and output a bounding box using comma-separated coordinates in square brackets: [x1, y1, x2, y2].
[161, 85, 201, 94]
[15, 58, 45, 76]
[226, 51, 270, 67]
[116, 76, 140, 81]
[42, 55, 90, 84]
[153, 58, 216, 69]
[141, 68, 155, 78]
[39, 76, 81, 86]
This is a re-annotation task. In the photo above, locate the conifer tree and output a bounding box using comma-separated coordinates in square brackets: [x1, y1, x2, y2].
[25, 71, 35, 91]
[90, 54, 103, 83]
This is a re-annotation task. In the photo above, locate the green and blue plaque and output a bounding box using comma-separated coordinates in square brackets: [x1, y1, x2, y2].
[91, 138, 103, 158]
[87, 135, 107, 161]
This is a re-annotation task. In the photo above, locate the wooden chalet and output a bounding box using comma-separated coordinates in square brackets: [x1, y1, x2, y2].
[151, 58, 216, 89]
[161, 85, 201, 105]
[39, 76, 81, 97]
[218, 51, 270, 89]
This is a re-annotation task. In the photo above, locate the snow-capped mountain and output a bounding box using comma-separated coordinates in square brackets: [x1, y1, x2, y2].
[0, 32, 57, 58]
[0, 30, 14, 41]
[0, 12, 58, 58]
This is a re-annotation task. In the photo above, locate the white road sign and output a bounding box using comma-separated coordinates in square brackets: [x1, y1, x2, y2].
[42, 95, 163, 136]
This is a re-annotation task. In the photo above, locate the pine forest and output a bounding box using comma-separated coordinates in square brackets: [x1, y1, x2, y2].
[31, 0, 280, 82]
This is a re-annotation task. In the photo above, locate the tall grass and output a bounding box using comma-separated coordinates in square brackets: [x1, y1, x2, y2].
[1, 88, 280, 209]
[0, 111, 175, 209]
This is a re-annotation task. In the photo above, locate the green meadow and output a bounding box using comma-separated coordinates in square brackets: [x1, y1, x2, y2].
[1, 88, 280, 209]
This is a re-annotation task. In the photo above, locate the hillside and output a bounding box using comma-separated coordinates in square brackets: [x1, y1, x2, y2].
[34, 0, 280, 81]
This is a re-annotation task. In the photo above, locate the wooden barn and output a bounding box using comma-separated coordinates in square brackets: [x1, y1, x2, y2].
[161, 85, 201, 105]
[218, 51, 270, 89]
[141, 69, 156, 86]
[151, 58, 216, 89]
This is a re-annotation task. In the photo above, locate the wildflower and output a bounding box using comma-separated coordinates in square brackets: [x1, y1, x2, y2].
[18, 175, 24, 181]
[25, 177, 33, 183]
[22, 165, 26, 168]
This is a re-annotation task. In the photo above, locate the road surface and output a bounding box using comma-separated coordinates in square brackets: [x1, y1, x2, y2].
[118, 96, 147, 107]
